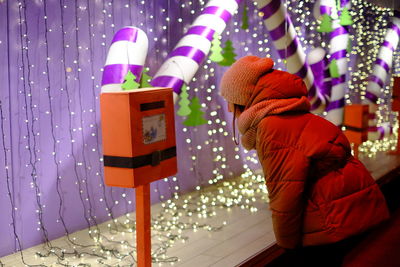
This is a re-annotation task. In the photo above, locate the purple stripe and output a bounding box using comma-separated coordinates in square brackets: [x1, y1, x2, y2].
[331, 74, 346, 86]
[382, 41, 394, 51]
[310, 97, 322, 111]
[330, 26, 348, 38]
[340, 0, 350, 7]
[310, 57, 331, 99]
[320, 6, 332, 15]
[310, 60, 325, 71]
[186, 26, 215, 41]
[390, 22, 400, 36]
[169, 46, 205, 65]
[331, 50, 347, 60]
[150, 76, 184, 95]
[234, 0, 243, 3]
[269, 17, 290, 41]
[260, 0, 281, 20]
[202, 6, 232, 23]
[375, 58, 390, 73]
[111, 28, 138, 43]
[379, 127, 385, 139]
[294, 65, 308, 79]
[277, 38, 299, 59]
[369, 75, 385, 88]
[308, 84, 316, 98]
[101, 64, 143, 85]
[326, 98, 345, 112]
[320, 81, 332, 98]
[364, 91, 378, 103]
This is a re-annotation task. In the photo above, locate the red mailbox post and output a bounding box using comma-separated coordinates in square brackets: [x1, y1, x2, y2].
[100, 88, 177, 266]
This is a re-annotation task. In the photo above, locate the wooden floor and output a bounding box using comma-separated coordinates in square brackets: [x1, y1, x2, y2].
[1, 151, 399, 267]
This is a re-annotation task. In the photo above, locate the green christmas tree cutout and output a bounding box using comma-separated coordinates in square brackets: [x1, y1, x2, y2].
[329, 59, 340, 78]
[177, 84, 191, 117]
[140, 67, 153, 88]
[339, 8, 353, 26]
[317, 14, 333, 33]
[209, 33, 224, 63]
[121, 70, 140, 90]
[241, 4, 249, 30]
[218, 40, 237, 67]
[183, 97, 207, 126]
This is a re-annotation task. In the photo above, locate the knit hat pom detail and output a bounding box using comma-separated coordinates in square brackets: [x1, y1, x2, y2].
[219, 56, 274, 106]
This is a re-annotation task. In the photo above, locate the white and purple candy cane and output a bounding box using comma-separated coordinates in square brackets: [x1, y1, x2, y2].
[101, 27, 148, 92]
[324, 0, 351, 126]
[150, 0, 242, 102]
[368, 123, 392, 141]
[253, 0, 324, 112]
[364, 11, 400, 139]
[307, 47, 332, 104]
[364, 11, 400, 105]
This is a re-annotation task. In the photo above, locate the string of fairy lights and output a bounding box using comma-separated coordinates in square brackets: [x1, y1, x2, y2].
[348, 0, 399, 156]
[288, 0, 399, 157]
[0, 0, 399, 266]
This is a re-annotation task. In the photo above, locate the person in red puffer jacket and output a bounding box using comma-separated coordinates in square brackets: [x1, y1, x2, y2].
[219, 55, 390, 249]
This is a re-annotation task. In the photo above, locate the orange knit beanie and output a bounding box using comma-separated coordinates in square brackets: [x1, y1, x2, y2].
[219, 56, 274, 106]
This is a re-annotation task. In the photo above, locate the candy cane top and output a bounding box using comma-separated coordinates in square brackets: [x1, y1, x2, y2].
[365, 11, 400, 104]
[101, 27, 148, 93]
[151, 0, 242, 96]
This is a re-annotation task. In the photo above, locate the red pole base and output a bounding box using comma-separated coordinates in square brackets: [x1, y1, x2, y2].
[136, 184, 151, 267]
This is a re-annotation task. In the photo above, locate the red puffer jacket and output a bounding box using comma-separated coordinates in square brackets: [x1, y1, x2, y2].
[250, 71, 390, 249]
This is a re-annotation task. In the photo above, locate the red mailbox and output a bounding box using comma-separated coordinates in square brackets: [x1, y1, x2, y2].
[343, 104, 369, 158]
[100, 87, 177, 267]
[100, 87, 177, 188]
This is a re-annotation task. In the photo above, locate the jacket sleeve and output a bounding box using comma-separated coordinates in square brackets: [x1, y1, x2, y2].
[259, 141, 309, 249]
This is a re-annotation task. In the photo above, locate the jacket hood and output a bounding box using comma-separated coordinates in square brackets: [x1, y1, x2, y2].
[245, 69, 309, 109]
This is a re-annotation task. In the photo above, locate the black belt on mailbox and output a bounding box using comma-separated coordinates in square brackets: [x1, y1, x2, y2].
[343, 125, 367, 132]
[104, 146, 176, 169]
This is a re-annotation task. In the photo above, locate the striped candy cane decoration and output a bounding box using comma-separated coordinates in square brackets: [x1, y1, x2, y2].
[364, 11, 400, 139]
[325, 21, 350, 125]
[324, 0, 351, 126]
[308, 0, 335, 106]
[101, 27, 148, 93]
[151, 0, 242, 101]
[253, 0, 324, 112]
[307, 47, 332, 104]
[365, 11, 400, 105]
